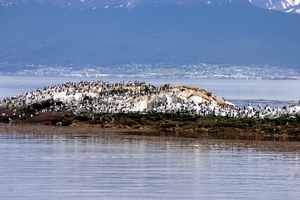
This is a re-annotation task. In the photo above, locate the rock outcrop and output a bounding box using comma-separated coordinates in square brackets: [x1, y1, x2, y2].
[0, 81, 233, 116]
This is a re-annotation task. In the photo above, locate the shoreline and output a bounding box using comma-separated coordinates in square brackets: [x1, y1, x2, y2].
[1, 111, 300, 138]
[1, 123, 300, 152]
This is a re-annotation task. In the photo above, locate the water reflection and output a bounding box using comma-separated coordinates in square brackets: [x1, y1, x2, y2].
[0, 133, 300, 200]
[125, 130, 300, 142]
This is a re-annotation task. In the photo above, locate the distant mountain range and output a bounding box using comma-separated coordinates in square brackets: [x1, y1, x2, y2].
[1, 0, 300, 13]
[1, 0, 300, 72]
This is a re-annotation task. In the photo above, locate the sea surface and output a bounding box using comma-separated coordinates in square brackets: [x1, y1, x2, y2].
[1, 76, 300, 199]
[0, 132, 300, 200]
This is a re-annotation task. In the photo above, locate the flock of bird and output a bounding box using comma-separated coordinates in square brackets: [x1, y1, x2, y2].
[1, 80, 300, 119]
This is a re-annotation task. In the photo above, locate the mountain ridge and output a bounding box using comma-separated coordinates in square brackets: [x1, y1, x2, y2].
[1, 0, 300, 71]
[1, 0, 300, 14]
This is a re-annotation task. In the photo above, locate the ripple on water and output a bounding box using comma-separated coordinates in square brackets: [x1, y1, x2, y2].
[0, 131, 300, 200]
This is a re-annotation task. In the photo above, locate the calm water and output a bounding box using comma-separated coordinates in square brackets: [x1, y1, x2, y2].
[0, 133, 300, 200]
[1, 76, 300, 199]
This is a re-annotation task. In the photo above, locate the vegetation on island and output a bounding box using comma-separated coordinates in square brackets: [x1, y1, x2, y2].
[1, 103, 300, 139]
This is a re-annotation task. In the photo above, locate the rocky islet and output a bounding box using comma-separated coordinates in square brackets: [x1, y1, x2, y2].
[0, 80, 300, 138]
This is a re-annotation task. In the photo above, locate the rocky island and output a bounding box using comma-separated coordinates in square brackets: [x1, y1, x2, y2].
[1, 80, 300, 139]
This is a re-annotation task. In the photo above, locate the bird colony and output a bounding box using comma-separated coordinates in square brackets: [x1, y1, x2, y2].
[1, 80, 300, 119]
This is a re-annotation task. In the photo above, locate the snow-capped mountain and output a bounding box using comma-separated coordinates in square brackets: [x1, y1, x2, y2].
[1, 0, 300, 70]
[0, 0, 244, 8]
[249, 0, 300, 14]
[1, 0, 300, 14]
